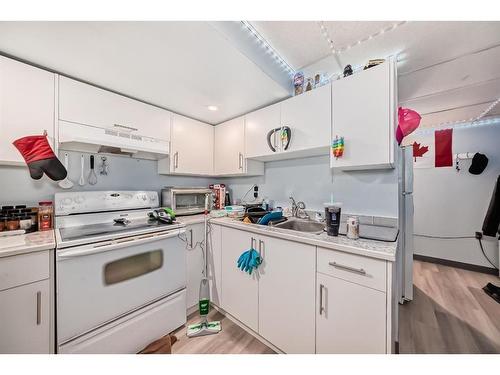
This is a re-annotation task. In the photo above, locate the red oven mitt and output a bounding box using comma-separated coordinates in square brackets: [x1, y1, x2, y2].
[12, 135, 67, 181]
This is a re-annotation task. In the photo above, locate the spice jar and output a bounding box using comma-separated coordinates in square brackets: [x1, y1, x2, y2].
[38, 201, 53, 231]
[0, 216, 7, 231]
[6, 216, 20, 231]
[19, 215, 32, 231]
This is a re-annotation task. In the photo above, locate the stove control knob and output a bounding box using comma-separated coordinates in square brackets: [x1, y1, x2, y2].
[62, 198, 73, 205]
[74, 196, 85, 204]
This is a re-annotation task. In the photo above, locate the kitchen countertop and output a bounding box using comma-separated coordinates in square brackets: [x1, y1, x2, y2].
[0, 230, 56, 258]
[209, 216, 397, 262]
[176, 214, 207, 226]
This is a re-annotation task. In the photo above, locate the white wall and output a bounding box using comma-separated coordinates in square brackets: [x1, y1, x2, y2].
[0, 151, 213, 206]
[221, 155, 399, 218]
[412, 124, 500, 269]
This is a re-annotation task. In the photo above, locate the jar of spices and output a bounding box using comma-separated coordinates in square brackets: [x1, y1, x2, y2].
[29, 210, 38, 232]
[38, 201, 53, 231]
[6, 216, 20, 231]
[0, 216, 7, 231]
[19, 215, 32, 231]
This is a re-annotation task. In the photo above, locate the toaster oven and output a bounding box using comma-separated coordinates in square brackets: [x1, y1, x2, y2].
[161, 187, 213, 216]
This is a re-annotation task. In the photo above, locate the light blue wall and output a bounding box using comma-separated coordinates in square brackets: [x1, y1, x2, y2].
[221, 155, 399, 218]
[1, 150, 399, 219]
[0, 151, 214, 206]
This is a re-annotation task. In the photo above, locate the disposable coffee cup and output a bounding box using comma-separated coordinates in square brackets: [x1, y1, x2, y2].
[324, 203, 342, 236]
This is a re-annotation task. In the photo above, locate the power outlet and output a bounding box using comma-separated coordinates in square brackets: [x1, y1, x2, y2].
[253, 185, 259, 198]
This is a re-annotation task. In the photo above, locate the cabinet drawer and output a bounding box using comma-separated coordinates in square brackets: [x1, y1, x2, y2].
[0, 251, 50, 291]
[317, 247, 386, 292]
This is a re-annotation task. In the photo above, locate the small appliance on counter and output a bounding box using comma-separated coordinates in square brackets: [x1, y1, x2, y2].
[161, 187, 213, 216]
[325, 203, 342, 236]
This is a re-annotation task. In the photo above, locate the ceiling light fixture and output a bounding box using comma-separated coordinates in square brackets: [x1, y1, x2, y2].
[207, 105, 218, 111]
[240, 21, 295, 77]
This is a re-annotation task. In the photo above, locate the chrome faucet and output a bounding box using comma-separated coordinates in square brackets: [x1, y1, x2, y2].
[289, 196, 307, 218]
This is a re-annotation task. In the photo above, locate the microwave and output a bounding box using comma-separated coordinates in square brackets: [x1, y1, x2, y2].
[161, 187, 213, 216]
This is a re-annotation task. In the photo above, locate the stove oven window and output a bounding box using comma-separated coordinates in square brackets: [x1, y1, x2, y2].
[104, 250, 163, 285]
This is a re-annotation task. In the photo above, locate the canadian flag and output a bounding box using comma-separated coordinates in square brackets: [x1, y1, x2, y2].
[406, 129, 453, 169]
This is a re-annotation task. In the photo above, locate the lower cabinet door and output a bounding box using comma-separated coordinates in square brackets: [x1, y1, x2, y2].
[316, 273, 386, 353]
[207, 224, 222, 307]
[0, 279, 50, 353]
[258, 236, 316, 353]
[220, 227, 259, 332]
[185, 223, 205, 310]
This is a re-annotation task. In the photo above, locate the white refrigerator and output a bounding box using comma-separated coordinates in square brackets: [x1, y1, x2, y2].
[397, 146, 414, 303]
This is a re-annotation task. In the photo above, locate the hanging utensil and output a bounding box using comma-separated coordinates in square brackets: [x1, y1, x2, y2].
[88, 155, 97, 185]
[58, 152, 74, 189]
[100, 156, 109, 175]
[78, 154, 85, 186]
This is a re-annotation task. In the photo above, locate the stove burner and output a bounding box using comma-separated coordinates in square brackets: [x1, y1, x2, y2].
[113, 218, 131, 226]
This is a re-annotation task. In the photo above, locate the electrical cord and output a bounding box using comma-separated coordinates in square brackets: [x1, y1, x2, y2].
[414, 232, 498, 270]
[414, 234, 475, 239]
[476, 232, 499, 270]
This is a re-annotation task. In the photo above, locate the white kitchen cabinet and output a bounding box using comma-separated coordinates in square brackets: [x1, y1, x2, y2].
[245, 85, 331, 162]
[185, 222, 206, 310]
[316, 272, 386, 353]
[0, 279, 51, 353]
[0, 56, 56, 166]
[280, 83, 331, 156]
[207, 223, 222, 307]
[245, 102, 281, 159]
[258, 236, 316, 353]
[214, 116, 264, 176]
[331, 59, 396, 170]
[59, 76, 171, 141]
[158, 114, 214, 176]
[220, 227, 259, 332]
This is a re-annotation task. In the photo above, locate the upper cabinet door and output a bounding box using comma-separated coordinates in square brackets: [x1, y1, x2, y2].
[280, 83, 331, 155]
[331, 60, 395, 170]
[170, 115, 214, 175]
[214, 117, 245, 175]
[245, 103, 281, 159]
[59, 77, 171, 141]
[0, 56, 55, 166]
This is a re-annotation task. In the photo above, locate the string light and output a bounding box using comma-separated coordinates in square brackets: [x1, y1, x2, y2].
[317, 21, 407, 55]
[414, 115, 500, 136]
[240, 21, 295, 77]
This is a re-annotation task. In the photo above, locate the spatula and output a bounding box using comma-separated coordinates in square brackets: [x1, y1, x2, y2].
[58, 153, 74, 189]
[78, 154, 85, 186]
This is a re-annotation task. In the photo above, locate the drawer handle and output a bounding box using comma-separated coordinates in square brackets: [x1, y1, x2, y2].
[36, 291, 41, 325]
[329, 261, 366, 275]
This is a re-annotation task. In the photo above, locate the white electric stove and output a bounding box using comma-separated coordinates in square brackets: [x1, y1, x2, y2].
[54, 191, 187, 354]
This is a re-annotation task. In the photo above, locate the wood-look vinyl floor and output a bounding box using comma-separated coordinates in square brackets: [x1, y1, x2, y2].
[171, 310, 275, 354]
[399, 260, 500, 354]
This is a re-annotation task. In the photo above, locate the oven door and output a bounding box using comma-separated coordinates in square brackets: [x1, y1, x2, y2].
[56, 229, 186, 344]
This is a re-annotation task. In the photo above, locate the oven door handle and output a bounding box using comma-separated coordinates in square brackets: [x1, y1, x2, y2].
[57, 229, 186, 259]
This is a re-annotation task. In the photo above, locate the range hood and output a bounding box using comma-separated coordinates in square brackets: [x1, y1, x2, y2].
[58, 120, 170, 160]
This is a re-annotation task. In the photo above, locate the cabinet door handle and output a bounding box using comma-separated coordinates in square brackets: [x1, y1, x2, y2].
[189, 229, 193, 248]
[36, 291, 41, 325]
[258, 239, 264, 259]
[113, 123, 138, 132]
[329, 261, 366, 275]
[250, 237, 256, 250]
[174, 152, 179, 169]
[238, 152, 243, 170]
[319, 284, 325, 315]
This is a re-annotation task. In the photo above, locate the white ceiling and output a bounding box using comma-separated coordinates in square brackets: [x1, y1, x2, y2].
[0, 21, 288, 124]
[0, 21, 499, 128]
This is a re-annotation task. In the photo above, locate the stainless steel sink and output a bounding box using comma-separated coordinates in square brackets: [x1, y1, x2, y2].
[272, 218, 325, 234]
